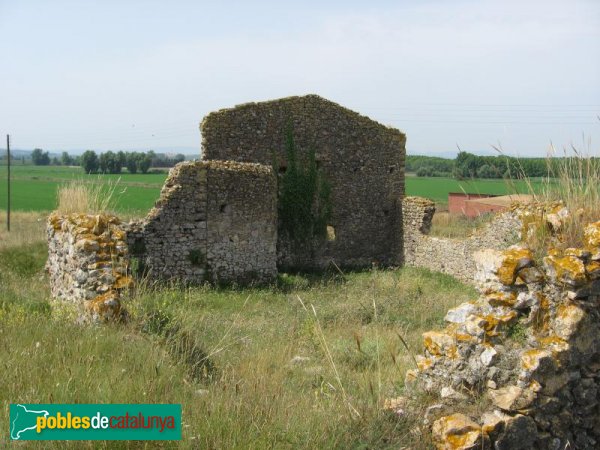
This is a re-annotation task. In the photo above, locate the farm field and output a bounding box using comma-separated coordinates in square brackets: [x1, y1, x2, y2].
[404, 173, 538, 204]
[0, 165, 540, 213]
[0, 165, 167, 214]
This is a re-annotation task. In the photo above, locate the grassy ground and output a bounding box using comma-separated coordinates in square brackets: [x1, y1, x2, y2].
[429, 211, 494, 239]
[0, 216, 476, 449]
[0, 165, 542, 213]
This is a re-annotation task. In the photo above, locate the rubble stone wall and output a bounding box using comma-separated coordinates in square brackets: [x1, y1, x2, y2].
[401, 209, 600, 449]
[402, 196, 521, 283]
[205, 162, 278, 284]
[46, 213, 132, 322]
[126, 160, 277, 285]
[201, 94, 406, 269]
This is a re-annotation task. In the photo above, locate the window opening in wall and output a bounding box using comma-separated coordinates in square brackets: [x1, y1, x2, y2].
[326, 225, 336, 241]
[188, 248, 205, 267]
[389, 166, 395, 173]
[220, 204, 229, 213]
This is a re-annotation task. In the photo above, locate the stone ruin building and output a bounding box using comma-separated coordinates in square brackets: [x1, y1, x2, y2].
[46, 95, 600, 448]
[201, 94, 406, 269]
[47, 94, 406, 317]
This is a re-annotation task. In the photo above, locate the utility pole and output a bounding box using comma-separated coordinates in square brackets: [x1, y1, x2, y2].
[6, 134, 10, 232]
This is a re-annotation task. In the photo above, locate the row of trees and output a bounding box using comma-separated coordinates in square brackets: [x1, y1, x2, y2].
[28, 148, 187, 174]
[409, 152, 550, 179]
[30, 149, 80, 166]
[453, 151, 548, 179]
[80, 150, 153, 174]
[406, 155, 454, 176]
[80, 150, 186, 174]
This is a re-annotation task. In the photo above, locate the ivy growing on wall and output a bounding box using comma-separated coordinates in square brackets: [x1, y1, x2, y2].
[276, 122, 332, 246]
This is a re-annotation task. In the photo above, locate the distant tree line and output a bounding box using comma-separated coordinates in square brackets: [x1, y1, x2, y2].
[405, 155, 454, 177]
[27, 149, 187, 174]
[453, 152, 549, 179]
[80, 150, 186, 174]
[407, 152, 551, 179]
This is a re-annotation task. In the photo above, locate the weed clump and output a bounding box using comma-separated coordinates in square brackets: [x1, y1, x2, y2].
[56, 178, 120, 214]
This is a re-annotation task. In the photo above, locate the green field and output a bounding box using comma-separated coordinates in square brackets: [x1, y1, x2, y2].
[0, 165, 167, 214]
[405, 174, 536, 203]
[0, 165, 538, 214]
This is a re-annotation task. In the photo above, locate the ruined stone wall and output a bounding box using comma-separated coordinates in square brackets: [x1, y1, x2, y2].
[201, 94, 406, 269]
[402, 196, 521, 283]
[390, 205, 600, 449]
[127, 160, 277, 285]
[205, 162, 278, 284]
[46, 213, 132, 322]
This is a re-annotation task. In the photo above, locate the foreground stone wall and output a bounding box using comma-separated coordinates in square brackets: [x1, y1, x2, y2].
[127, 160, 277, 285]
[46, 213, 132, 322]
[201, 94, 406, 269]
[402, 197, 521, 282]
[400, 212, 600, 449]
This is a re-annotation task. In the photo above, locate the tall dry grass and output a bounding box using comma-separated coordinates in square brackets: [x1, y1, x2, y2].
[55, 178, 120, 215]
[430, 211, 494, 238]
[0, 211, 47, 249]
[512, 144, 600, 250]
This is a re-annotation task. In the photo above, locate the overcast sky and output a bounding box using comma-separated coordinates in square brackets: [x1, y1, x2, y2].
[1, 0, 599, 157]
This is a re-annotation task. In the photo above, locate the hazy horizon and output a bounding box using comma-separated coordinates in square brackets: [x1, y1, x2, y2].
[1, 0, 599, 157]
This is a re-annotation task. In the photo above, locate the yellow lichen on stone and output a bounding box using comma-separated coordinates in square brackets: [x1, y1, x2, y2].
[432, 414, 485, 450]
[74, 238, 100, 253]
[583, 221, 600, 249]
[423, 331, 456, 357]
[554, 303, 585, 339]
[564, 248, 589, 258]
[497, 247, 533, 285]
[416, 355, 435, 372]
[585, 260, 600, 278]
[544, 254, 587, 286]
[111, 228, 126, 241]
[538, 334, 569, 350]
[86, 291, 122, 322]
[483, 311, 518, 334]
[455, 333, 476, 343]
[537, 335, 569, 362]
[114, 275, 134, 290]
[520, 348, 553, 371]
[486, 291, 517, 308]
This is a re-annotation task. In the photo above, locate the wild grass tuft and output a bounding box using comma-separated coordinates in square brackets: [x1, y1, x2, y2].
[430, 211, 494, 238]
[0, 211, 47, 248]
[495, 140, 600, 252]
[56, 178, 121, 214]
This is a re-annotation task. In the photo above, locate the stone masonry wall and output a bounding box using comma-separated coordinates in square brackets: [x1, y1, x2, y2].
[205, 162, 278, 284]
[127, 160, 277, 285]
[46, 213, 132, 322]
[400, 213, 600, 449]
[201, 94, 406, 270]
[402, 196, 521, 283]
